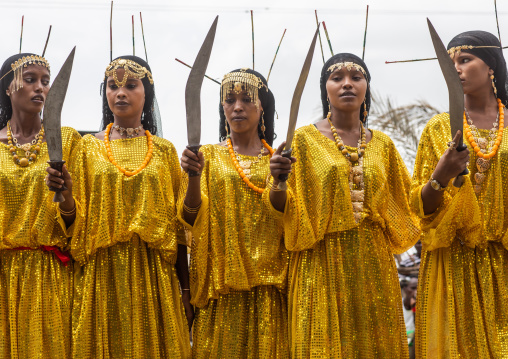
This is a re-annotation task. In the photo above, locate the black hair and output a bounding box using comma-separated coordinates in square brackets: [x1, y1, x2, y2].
[219, 68, 276, 146]
[448, 30, 508, 106]
[0, 53, 49, 129]
[100, 55, 162, 136]
[320, 53, 372, 127]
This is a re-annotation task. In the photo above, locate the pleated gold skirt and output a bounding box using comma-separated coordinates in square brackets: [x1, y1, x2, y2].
[0, 249, 73, 359]
[72, 237, 191, 358]
[192, 285, 289, 359]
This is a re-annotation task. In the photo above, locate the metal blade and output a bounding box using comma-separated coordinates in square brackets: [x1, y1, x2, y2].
[43, 47, 76, 161]
[284, 26, 320, 150]
[427, 19, 464, 142]
[185, 16, 218, 146]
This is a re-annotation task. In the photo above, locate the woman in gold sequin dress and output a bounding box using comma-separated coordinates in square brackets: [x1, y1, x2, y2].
[412, 31, 508, 358]
[269, 53, 420, 358]
[0, 53, 80, 358]
[68, 56, 191, 358]
[179, 68, 290, 358]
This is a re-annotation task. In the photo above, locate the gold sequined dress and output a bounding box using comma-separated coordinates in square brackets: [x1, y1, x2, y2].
[0, 127, 80, 359]
[177, 144, 289, 359]
[283, 125, 420, 358]
[411, 113, 508, 358]
[70, 134, 191, 358]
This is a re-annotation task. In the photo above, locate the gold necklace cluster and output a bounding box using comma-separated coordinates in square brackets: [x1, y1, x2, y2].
[464, 98, 505, 194]
[328, 117, 367, 223]
[6, 120, 44, 167]
[113, 124, 144, 138]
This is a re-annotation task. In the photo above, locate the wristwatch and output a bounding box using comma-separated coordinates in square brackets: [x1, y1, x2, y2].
[429, 176, 446, 191]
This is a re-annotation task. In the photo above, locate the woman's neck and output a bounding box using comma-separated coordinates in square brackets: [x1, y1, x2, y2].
[229, 128, 263, 156]
[330, 107, 361, 132]
[464, 91, 498, 113]
[10, 110, 42, 138]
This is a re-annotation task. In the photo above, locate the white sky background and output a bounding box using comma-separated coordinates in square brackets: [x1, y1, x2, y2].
[0, 0, 505, 157]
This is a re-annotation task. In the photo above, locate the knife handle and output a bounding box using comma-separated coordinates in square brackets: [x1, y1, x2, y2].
[187, 145, 202, 177]
[452, 143, 469, 188]
[277, 148, 293, 190]
[47, 160, 67, 203]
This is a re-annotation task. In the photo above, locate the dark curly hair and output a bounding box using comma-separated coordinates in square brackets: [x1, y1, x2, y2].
[0, 53, 49, 129]
[219, 68, 276, 146]
[320, 53, 372, 127]
[100, 55, 161, 136]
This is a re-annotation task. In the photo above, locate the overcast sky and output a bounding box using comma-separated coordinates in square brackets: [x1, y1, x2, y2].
[0, 0, 506, 155]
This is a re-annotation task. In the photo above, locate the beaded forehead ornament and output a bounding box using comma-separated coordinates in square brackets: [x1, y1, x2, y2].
[104, 58, 153, 88]
[221, 68, 268, 109]
[447, 45, 500, 59]
[0, 55, 50, 92]
[327, 61, 367, 77]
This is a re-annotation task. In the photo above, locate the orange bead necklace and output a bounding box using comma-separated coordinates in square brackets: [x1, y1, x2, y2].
[227, 136, 274, 194]
[104, 122, 153, 177]
[464, 98, 504, 160]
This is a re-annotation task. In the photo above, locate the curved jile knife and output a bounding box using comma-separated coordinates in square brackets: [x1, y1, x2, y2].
[277, 26, 320, 190]
[185, 16, 218, 177]
[44, 46, 76, 202]
[427, 19, 468, 187]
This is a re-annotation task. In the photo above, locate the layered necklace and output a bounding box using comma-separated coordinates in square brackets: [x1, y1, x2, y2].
[328, 118, 367, 223]
[463, 98, 505, 194]
[104, 122, 153, 177]
[113, 124, 144, 138]
[227, 137, 274, 194]
[6, 120, 44, 167]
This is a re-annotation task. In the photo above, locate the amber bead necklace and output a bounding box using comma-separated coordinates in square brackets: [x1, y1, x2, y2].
[104, 122, 153, 177]
[6, 120, 44, 167]
[227, 136, 274, 194]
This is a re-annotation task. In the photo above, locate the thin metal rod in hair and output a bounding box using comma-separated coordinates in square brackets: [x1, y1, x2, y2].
[322, 21, 334, 56]
[42, 25, 52, 57]
[315, 10, 325, 64]
[140, 12, 149, 62]
[385, 45, 501, 64]
[19, 15, 24, 54]
[495, 0, 502, 47]
[132, 15, 135, 56]
[174, 58, 220, 84]
[362, 5, 369, 61]
[110, 1, 113, 62]
[267, 28, 286, 83]
[251, 10, 255, 70]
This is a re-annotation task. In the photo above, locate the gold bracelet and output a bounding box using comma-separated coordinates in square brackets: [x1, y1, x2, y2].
[270, 182, 286, 192]
[59, 206, 76, 216]
[183, 202, 201, 214]
[182, 288, 190, 291]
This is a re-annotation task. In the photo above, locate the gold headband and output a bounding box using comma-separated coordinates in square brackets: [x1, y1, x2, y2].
[221, 68, 268, 109]
[447, 45, 501, 58]
[327, 62, 368, 77]
[104, 58, 154, 87]
[0, 55, 50, 92]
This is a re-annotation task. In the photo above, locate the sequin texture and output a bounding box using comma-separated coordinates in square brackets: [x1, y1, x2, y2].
[0, 127, 80, 358]
[411, 113, 508, 357]
[283, 125, 420, 358]
[177, 144, 289, 358]
[70, 134, 191, 358]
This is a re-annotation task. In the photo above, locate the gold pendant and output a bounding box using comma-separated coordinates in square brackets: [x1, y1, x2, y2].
[353, 212, 362, 223]
[477, 137, 488, 149]
[20, 143, 31, 152]
[239, 160, 251, 169]
[476, 157, 491, 172]
[350, 190, 364, 202]
[474, 172, 486, 185]
[474, 184, 482, 194]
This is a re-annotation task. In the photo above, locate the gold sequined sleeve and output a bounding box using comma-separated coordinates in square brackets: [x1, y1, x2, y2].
[69, 135, 183, 264]
[410, 113, 482, 251]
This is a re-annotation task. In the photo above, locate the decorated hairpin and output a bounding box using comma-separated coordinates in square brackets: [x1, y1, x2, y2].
[322, 21, 334, 56]
[132, 15, 135, 56]
[385, 45, 501, 64]
[251, 10, 255, 70]
[42, 25, 52, 57]
[140, 12, 149, 62]
[315, 10, 325, 63]
[175, 58, 220, 84]
[362, 5, 369, 60]
[266, 29, 286, 82]
[19, 15, 24, 54]
[110, 1, 113, 61]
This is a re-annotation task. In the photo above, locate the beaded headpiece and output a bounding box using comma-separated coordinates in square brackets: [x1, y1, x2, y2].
[104, 58, 154, 87]
[221, 68, 268, 109]
[0, 55, 50, 92]
[327, 62, 368, 77]
[447, 45, 500, 59]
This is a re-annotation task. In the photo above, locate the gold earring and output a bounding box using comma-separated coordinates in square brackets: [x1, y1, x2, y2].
[225, 121, 230, 137]
[260, 111, 266, 137]
[491, 74, 498, 97]
[5, 90, 9, 97]
[327, 99, 332, 120]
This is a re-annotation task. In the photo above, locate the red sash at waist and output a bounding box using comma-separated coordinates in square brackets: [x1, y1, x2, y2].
[8, 246, 71, 266]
